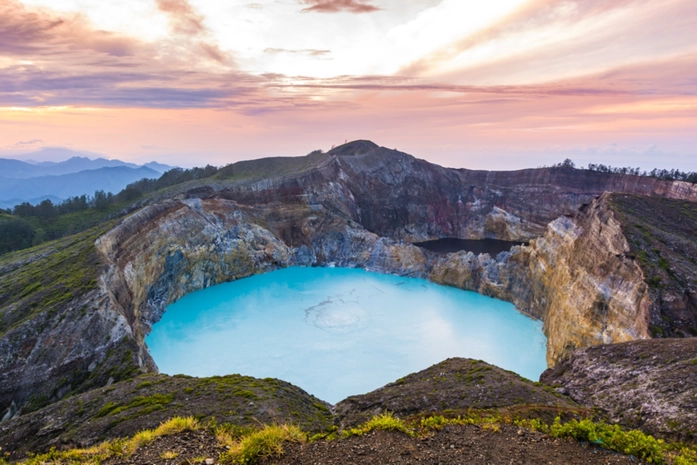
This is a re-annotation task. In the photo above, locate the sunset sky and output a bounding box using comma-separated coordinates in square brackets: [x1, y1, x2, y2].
[1, 0, 696, 170]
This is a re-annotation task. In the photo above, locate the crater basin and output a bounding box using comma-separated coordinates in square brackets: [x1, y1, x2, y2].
[146, 267, 547, 404]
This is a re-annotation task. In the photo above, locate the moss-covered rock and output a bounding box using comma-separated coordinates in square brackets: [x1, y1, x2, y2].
[334, 358, 581, 429]
[0, 373, 332, 457]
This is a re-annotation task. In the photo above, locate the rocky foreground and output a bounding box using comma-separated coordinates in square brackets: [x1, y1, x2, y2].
[543, 338, 697, 442]
[96, 423, 644, 465]
[0, 359, 573, 457]
[260, 425, 643, 465]
[5, 355, 697, 463]
[2, 351, 697, 463]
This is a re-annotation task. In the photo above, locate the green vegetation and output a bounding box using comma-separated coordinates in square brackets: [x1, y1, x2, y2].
[218, 424, 306, 464]
[342, 412, 414, 438]
[0, 216, 35, 254]
[12, 412, 697, 465]
[18, 416, 200, 465]
[0, 223, 108, 338]
[554, 158, 697, 183]
[609, 194, 697, 336]
[96, 393, 174, 418]
[0, 149, 328, 257]
[215, 149, 327, 182]
[0, 165, 219, 256]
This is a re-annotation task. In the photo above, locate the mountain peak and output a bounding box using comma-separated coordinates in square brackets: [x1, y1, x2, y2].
[327, 140, 379, 157]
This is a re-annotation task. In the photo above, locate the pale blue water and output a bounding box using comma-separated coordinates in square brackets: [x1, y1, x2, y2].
[146, 267, 547, 404]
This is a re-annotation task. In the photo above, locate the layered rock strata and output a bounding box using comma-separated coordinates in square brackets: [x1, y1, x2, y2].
[431, 193, 652, 364]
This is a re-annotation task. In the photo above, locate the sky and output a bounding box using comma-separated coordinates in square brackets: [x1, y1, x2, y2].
[1, 0, 696, 170]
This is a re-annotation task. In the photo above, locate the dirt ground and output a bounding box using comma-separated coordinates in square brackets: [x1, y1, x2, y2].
[262, 424, 643, 465]
[103, 423, 643, 465]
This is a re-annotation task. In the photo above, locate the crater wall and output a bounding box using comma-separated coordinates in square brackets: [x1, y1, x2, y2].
[2, 142, 696, 419]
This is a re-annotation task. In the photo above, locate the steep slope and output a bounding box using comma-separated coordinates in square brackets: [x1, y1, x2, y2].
[425, 193, 652, 364]
[610, 195, 697, 337]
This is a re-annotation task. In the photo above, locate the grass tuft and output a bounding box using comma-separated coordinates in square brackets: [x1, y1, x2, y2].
[219, 424, 306, 464]
[16, 416, 199, 464]
[11, 413, 697, 465]
[342, 412, 414, 438]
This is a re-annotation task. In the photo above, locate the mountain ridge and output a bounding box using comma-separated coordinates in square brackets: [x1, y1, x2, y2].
[0, 154, 174, 179]
[0, 166, 161, 207]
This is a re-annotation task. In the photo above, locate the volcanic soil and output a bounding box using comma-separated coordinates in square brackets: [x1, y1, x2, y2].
[99, 424, 643, 465]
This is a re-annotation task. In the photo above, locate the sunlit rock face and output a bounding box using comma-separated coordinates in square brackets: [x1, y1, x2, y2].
[3, 140, 697, 416]
[427, 195, 651, 365]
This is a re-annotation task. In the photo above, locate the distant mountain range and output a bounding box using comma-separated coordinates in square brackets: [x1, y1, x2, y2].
[0, 149, 175, 209]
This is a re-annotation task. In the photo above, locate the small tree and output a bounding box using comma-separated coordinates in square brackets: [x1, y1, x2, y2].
[561, 158, 575, 169]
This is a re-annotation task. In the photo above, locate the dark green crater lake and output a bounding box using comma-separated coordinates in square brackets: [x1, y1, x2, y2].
[414, 238, 525, 255]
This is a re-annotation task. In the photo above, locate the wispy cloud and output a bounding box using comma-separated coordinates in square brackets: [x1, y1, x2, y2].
[4, 139, 44, 149]
[0, 1, 248, 109]
[0, 0, 140, 58]
[396, 0, 697, 84]
[299, 0, 381, 14]
[264, 48, 332, 58]
[154, 0, 231, 64]
[155, 0, 206, 36]
[0, 0, 697, 127]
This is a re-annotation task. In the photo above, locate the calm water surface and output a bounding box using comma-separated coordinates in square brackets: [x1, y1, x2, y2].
[414, 238, 525, 255]
[146, 267, 546, 404]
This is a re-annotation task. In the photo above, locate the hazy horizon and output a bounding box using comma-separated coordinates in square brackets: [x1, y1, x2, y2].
[2, 141, 695, 174]
[2, 1, 696, 171]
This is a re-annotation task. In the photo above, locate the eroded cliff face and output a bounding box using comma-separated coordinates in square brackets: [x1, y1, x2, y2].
[2, 141, 696, 419]
[514, 195, 651, 363]
[428, 193, 651, 365]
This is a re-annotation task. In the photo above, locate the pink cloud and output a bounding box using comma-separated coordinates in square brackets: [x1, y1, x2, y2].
[155, 0, 206, 36]
[0, 0, 140, 57]
[155, 0, 232, 65]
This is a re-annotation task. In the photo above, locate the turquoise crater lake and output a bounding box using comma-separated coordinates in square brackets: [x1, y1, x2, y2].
[146, 267, 547, 404]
